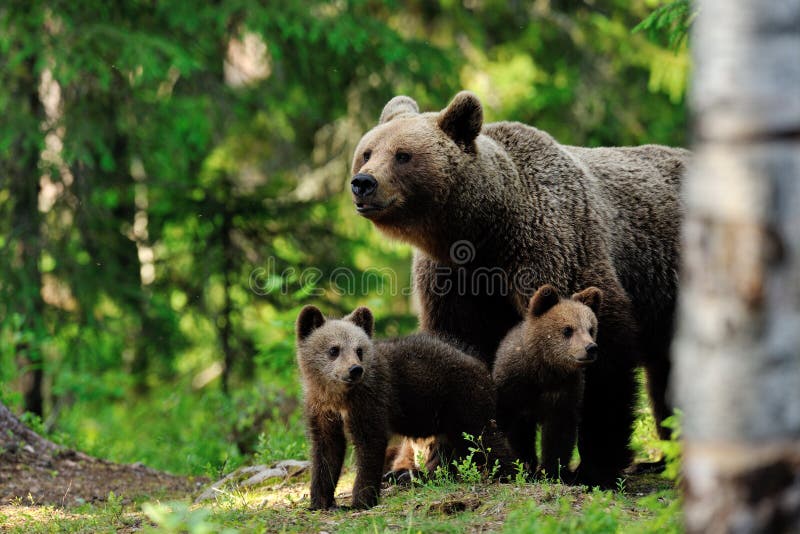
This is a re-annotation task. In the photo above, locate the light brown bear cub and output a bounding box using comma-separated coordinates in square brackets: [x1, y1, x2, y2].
[296, 305, 496, 510]
[493, 284, 602, 480]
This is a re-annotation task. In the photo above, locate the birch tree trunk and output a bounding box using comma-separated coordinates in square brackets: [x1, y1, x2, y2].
[674, 0, 800, 532]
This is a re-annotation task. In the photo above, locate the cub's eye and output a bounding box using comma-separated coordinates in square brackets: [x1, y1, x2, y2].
[589, 327, 596, 337]
[395, 152, 411, 164]
[363, 150, 372, 162]
[562, 326, 574, 338]
[355, 347, 363, 360]
[328, 346, 340, 359]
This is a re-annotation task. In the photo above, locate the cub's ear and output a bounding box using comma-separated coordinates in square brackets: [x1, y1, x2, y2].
[345, 306, 374, 338]
[572, 287, 603, 315]
[528, 284, 561, 317]
[438, 91, 483, 152]
[296, 305, 325, 341]
[379, 95, 419, 124]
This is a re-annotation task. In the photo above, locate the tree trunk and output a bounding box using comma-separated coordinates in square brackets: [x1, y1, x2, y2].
[10, 56, 46, 417]
[673, 0, 800, 532]
[220, 200, 235, 394]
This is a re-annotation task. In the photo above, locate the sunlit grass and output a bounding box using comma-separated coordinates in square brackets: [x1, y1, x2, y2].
[1, 468, 679, 533]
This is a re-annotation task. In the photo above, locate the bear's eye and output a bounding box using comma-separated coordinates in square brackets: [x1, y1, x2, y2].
[562, 326, 574, 338]
[589, 327, 595, 337]
[363, 150, 371, 162]
[355, 347, 363, 360]
[395, 152, 411, 164]
[328, 346, 340, 359]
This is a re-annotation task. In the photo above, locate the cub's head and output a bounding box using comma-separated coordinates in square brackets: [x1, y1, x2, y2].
[350, 91, 483, 233]
[295, 305, 375, 394]
[523, 284, 603, 370]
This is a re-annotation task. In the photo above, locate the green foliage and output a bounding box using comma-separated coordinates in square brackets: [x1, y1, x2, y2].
[103, 491, 124, 525]
[452, 448, 483, 485]
[1, 0, 688, 494]
[142, 501, 237, 534]
[658, 410, 684, 482]
[634, 0, 696, 52]
[252, 416, 308, 466]
[513, 459, 529, 485]
[504, 489, 622, 533]
[450, 432, 501, 484]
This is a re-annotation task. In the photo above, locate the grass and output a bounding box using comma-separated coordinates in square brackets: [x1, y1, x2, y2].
[1, 469, 680, 533]
[3, 366, 681, 532]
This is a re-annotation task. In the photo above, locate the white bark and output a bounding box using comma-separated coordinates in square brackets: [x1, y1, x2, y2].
[675, 0, 800, 532]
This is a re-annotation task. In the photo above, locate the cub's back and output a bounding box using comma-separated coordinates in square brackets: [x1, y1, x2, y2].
[376, 334, 495, 437]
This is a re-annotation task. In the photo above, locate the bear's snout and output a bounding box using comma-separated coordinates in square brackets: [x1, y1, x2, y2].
[347, 364, 364, 382]
[583, 343, 598, 362]
[351, 173, 378, 198]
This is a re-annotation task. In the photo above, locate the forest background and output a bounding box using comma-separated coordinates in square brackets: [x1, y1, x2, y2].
[0, 0, 689, 479]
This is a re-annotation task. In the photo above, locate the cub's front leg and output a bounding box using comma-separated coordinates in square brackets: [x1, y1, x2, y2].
[308, 410, 346, 510]
[540, 403, 579, 481]
[348, 412, 389, 509]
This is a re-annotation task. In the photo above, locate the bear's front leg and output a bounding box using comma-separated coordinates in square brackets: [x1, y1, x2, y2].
[308, 410, 346, 510]
[540, 397, 580, 481]
[350, 434, 388, 509]
[578, 363, 636, 487]
[348, 411, 388, 509]
[575, 274, 639, 488]
[502, 413, 538, 473]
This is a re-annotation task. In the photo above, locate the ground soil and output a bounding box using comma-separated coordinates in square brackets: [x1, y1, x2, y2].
[0, 445, 203, 507]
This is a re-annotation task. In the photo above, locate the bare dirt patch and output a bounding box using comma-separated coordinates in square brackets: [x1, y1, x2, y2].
[0, 446, 202, 507]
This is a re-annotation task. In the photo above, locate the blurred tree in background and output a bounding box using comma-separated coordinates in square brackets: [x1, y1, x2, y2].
[0, 0, 688, 475]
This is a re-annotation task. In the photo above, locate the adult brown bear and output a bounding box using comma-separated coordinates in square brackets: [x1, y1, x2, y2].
[350, 91, 687, 486]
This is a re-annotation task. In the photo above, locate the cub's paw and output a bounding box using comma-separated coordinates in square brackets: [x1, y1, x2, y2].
[308, 504, 340, 512]
[624, 459, 666, 475]
[382, 468, 419, 485]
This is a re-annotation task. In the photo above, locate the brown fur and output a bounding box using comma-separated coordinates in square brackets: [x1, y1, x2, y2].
[296, 305, 498, 509]
[493, 285, 602, 479]
[351, 92, 688, 486]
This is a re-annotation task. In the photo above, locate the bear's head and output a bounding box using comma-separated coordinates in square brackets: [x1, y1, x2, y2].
[349, 91, 485, 245]
[295, 305, 375, 397]
[523, 284, 603, 370]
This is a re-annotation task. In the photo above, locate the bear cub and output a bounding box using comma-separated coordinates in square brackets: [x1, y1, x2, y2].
[296, 305, 497, 510]
[492, 284, 602, 480]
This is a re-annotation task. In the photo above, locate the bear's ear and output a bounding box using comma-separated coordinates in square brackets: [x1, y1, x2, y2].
[528, 284, 561, 317]
[379, 95, 420, 124]
[438, 91, 483, 152]
[345, 306, 374, 338]
[572, 287, 603, 315]
[296, 305, 325, 341]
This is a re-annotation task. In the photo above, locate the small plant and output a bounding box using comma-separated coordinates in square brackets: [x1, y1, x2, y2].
[658, 410, 684, 482]
[430, 463, 454, 486]
[512, 459, 528, 485]
[103, 491, 124, 524]
[452, 451, 481, 485]
[451, 432, 501, 484]
[414, 447, 430, 484]
[615, 476, 627, 494]
[538, 460, 566, 483]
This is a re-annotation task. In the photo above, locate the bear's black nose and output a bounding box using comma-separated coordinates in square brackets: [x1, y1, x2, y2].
[585, 343, 598, 359]
[351, 173, 377, 197]
[348, 365, 364, 380]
